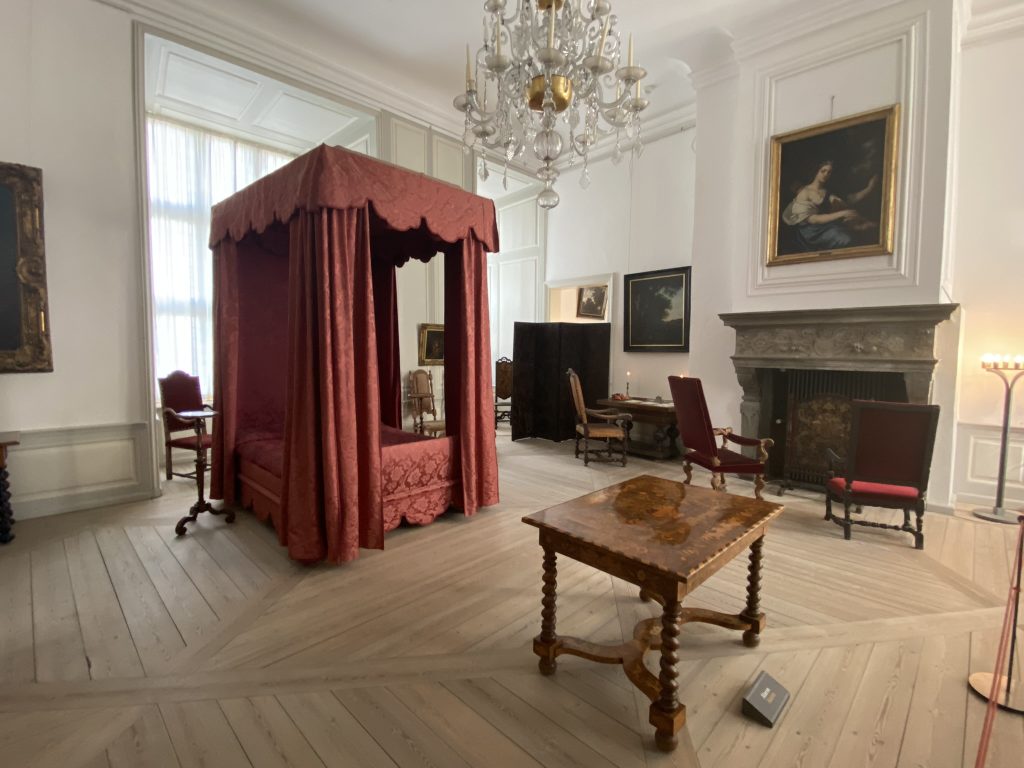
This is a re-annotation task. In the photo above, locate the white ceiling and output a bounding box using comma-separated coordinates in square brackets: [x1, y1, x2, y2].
[191, 0, 802, 123]
[144, 35, 377, 154]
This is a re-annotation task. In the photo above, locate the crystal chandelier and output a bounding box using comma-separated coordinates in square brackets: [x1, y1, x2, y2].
[454, 0, 649, 209]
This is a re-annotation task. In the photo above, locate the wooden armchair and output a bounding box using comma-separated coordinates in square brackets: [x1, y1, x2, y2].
[825, 400, 940, 549]
[495, 356, 513, 428]
[408, 369, 445, 437]
[158, 370, 213, 480]
[668, 376, 774, 500]
[567, 368, 631, 466]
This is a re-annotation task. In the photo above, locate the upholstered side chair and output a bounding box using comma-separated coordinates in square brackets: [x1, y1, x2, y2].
[567, 368, 631, 466]
[158, 370, 213, 480]
[668, 375, 774, 500]
[408, 369, 445, 437]
[825, 400, 940, 549]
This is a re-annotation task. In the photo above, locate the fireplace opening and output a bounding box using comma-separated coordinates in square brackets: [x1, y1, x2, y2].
[765, 369, 908, 491]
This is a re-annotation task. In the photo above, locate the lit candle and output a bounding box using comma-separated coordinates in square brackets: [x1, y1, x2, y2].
[628, 34, 634, 66]
[598, 15, 610, 56]
[548, 4, 556, 48]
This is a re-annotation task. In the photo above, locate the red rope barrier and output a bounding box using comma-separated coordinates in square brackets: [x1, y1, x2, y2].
[974, 516, 1024, 768]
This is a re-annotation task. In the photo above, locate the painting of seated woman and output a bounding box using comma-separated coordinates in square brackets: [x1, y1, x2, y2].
[767, 105, 899, 266]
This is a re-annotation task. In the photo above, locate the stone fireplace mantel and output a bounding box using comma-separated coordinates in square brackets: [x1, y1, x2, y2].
[719, 303, 958, 448]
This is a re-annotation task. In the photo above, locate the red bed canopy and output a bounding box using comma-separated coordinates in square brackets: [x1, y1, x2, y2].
[208, 144, 500, 563]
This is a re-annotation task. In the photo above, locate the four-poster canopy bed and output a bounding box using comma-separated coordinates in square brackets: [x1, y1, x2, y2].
[209, 145, 500, 564]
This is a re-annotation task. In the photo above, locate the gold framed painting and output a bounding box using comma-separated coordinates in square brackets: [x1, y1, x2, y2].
[766, 105, 900, 267]
[417, 323, 444, 366]
[1, 161, 52, 373]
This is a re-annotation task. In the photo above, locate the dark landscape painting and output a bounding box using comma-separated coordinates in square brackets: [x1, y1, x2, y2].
[624, 267, 691, 353]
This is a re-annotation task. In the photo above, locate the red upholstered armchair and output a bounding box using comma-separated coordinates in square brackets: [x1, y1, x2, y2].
[668, 376, 774, 500]
[825, 400, 940, 549]
[158, 370, 213, 480]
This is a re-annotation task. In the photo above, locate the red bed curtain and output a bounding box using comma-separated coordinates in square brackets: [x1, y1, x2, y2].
[209, 145, 500, 564]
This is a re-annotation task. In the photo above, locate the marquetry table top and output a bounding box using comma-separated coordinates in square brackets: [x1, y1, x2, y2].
[522, 474, 783, 585]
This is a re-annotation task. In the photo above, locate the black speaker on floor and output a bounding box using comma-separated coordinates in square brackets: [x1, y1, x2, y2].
[742, 671, 790, 727]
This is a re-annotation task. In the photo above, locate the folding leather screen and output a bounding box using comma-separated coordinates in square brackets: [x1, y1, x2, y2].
[511, 322, 611, 442]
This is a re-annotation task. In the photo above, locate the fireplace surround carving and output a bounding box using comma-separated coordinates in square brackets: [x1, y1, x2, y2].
[720, 304, 958, 481]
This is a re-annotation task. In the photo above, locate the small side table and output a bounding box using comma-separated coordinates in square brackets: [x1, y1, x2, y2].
[174, 410, 234, 536]
[0, 432, 20, 544]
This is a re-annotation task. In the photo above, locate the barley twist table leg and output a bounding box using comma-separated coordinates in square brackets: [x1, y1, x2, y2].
[651, 598, 684, 751]
[741, 535, 765, 647]
[537, 546, 558, 675]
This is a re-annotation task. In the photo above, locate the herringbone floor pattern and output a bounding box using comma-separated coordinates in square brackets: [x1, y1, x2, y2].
[1, 431, 1021, 767]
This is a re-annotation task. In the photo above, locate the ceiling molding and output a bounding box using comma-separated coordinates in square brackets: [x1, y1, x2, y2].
[963, 0, 1024, 46]
[93, 0, 465, 136]
[731, 0, 905, 62]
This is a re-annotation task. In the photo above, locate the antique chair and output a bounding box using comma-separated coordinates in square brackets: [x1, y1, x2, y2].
[567, 368, 631, 466]
[408, 369, 445, 437]
[825, 400, 940, 549]
[668, 376, 774, 500]
[495, 356, 513, 428]
[158, 370, 213, 480]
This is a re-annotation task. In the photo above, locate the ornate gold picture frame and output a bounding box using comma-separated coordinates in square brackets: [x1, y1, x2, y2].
[766, 105, 899, 267]
[0, 162, 52, 372]
[417, 323, 444, 366]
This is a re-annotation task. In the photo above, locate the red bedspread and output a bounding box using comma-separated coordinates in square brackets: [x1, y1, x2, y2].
[235, 425, 458, 534]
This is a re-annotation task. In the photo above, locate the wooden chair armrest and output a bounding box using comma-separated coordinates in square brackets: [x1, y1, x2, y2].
[713, 426, 732, 449]
[722, 431, 774, 462]
[586, 408, 632, 424]
[825, 448, 845, 478]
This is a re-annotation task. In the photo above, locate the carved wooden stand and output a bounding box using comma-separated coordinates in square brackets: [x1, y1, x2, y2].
[174, 411, 234, 536]
[0, 435, 19, 545]
[532, 535, 767, 752]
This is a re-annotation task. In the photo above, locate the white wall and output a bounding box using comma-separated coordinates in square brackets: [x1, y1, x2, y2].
[547, 127, 698, 401]
[0, 0, 155, 515]
[950, 21, 1024, 507]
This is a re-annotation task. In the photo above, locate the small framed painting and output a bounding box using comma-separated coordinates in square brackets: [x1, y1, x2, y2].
[766, 105, 900, 266]
[623, 267, 691, 353]
[576, 284, 608, 319]
[417, 323, 444, 365]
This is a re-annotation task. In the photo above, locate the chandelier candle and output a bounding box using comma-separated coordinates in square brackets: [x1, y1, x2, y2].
[455, 0, 650, 209]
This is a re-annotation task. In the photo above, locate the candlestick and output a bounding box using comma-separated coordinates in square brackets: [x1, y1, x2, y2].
[496, 18, 502, 56]
[548, 4, 556, 48]
[974, 353, 1024, 525]
[626, 370, 631, 398]
[628, 34, 634, 66]
[466, 44, 472, 87]
[598, 15, 610, 56]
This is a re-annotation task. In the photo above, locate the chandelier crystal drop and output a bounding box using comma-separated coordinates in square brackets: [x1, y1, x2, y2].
[454, 0, 649, 209]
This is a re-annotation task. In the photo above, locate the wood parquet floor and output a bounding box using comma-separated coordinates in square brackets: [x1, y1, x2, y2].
[1, 430, 1022, 767]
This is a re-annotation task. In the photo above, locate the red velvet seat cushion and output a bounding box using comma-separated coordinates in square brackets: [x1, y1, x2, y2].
[826, 477, 920, 503]
[684, 447, 765, 474]
[167, 434, 213, 451]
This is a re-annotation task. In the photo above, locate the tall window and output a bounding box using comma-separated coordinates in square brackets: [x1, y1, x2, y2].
[146, 118, 292, 394]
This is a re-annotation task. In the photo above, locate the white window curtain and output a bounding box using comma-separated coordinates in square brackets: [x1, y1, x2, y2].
[146, 117, 293, 396]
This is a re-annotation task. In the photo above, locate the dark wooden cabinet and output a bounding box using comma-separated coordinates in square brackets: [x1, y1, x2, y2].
[511, 322, 610, 442]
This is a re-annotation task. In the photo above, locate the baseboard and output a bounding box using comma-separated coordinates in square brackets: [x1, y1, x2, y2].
[6, 422, 157, 519]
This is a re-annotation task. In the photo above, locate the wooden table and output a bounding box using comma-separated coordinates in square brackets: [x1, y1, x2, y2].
[597, 398, 679, 459]
[174, 410, 234, 536]
[0, 432, 20, 544]
[522, 474, 784, 751]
